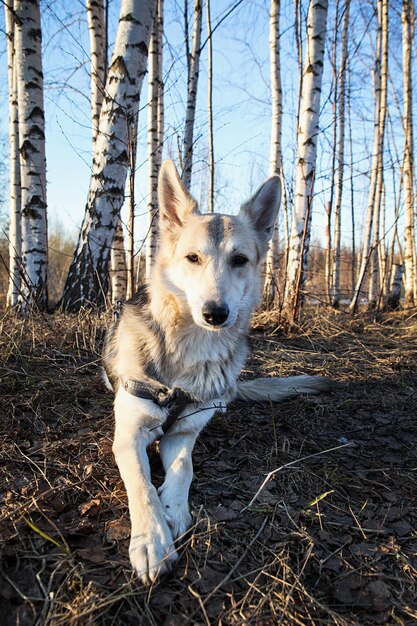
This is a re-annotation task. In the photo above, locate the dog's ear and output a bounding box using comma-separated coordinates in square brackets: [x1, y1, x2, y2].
[240, 176, 281, 243]
[158, 160, 199, 229]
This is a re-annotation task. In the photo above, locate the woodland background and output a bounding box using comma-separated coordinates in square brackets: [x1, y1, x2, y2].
[0, 0, 416, 315]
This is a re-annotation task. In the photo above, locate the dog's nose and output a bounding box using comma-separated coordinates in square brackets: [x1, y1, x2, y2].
[202, 303, 229, 326]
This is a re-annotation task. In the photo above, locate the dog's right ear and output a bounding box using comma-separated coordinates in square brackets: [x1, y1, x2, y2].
[158, 161, 199, 229]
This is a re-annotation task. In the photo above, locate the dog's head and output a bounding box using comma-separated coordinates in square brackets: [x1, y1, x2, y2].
[156, 160, 281, 330]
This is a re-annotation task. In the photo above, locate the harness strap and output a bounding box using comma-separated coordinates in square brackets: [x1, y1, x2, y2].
[120, 376, 196, 434]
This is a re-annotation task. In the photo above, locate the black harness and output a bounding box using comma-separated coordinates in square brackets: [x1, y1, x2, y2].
[120, 376, 197, 434]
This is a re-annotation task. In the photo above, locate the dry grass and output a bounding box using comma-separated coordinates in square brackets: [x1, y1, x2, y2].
[0, 307, 416, 625]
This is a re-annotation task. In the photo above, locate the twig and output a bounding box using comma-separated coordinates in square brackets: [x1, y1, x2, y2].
[241, 442, 353, 513]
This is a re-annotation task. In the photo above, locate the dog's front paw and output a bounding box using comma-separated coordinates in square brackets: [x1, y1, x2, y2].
[129, 521, 178, 584]
[158, 483, 192, 540]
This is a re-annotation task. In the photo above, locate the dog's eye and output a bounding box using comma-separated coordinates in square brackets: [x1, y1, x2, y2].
[232, 255, 249, 267]
[186, 253, 200, 264]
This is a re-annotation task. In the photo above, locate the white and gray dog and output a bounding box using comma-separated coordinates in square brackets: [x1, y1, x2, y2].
[103, 161, 330, 584]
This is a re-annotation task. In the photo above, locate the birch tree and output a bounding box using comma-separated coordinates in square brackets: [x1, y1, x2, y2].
[325, 0, 340, 304]
[350, 0, 388, 312]
[110, 219, 127, 303]
[182, 0, 202, 190]
[62, 0, 156, 311]
[86, 0, 127, 302]
[146, 0, 164, 278]
[368, 167, 383, 307]
[368, 0, 388, 309]
[5, 0, 22, 308]
[284, 0, 328, 312]
[331, 0, 350, 307]
[264, 0, 283, 305]
[86, 0, 106, 144]
[402, 0, 416, 306]
[206, 0, 214, 212]
[15, 0, 48, 309]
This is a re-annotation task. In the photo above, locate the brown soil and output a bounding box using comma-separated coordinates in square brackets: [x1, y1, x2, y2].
[0, 308, 416, 625]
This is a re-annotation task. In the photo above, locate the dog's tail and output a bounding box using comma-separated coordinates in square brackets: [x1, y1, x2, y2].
[235, 375, 333, 403]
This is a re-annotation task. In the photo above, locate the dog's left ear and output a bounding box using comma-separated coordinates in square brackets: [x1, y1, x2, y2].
[240, 176, 282, 243]
[158, 160, 199, 230]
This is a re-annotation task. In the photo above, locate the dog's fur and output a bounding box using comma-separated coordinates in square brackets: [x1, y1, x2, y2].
[103, 161, 331, 584]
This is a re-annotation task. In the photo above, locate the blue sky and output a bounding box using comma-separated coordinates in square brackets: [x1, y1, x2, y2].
[0, 0, 410, 255]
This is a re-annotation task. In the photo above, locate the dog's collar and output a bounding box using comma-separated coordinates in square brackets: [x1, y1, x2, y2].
[120, 376, 195, 434]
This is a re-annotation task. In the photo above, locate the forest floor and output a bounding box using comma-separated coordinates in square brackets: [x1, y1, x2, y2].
[0, 307, 416, 625]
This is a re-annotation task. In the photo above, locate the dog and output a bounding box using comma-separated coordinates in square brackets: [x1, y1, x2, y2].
[103, 160, 331, 584]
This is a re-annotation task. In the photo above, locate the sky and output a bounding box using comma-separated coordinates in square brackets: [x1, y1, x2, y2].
[0, 0, 411, 257]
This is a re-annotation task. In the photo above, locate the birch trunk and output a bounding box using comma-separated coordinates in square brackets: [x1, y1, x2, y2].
[206, 0, 214, 212]
[62, 0, 156, 311]
[348, 60, 356, 291]
[368, 166, 383, 307]
[284, 0, 328, 311]
[5, 0, 22, 308]
[15, 0, 48, 309]
[86, 0, 106, 144]
[182, 0, 202, 190]
[86, 0, 124, 301]
[331, 0, 350, 307]
[264, 0, 283, 306]
[146, 0, 164, 278]
[110, 218, 127, 303]
[127, 116, 137, 298]
[402, 0, 416, 305]
[325, 0, 340, 304]
[350, 0, 387, 312]
[378, 178, 387, 299]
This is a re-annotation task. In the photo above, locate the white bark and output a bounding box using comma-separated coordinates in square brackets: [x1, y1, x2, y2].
[127, 116, 137, 299]
[86, 0, 106, 144]
[206, 0, 214, 212]
[182, 0, 202, 190]
[15, 0, 48, 309]
[368, 167, 383, 307]
[331, 0, 350, 307]
[372, 0, 388, 307]
[378, 177, 387, 298]
[402, 0, 416, 305]
[110, 218, 127, 303]
[264, 0, 283, 305]
[146, 0, 164, 279]
[284, 0, 328, 309]
[350, 0, 387, 312]
[5, 0, 22, 308]
[62, 0, 156, 311]
[325, 0, 340, 304]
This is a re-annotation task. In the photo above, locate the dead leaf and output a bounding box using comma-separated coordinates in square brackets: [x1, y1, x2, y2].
[212, 506, 238, 522]
[79, 497, 102, 516]
[350, 543, 377, 557]
[84, 464, 94, 477]
[321, 556, 342, 573]
[106, 517, 130, 541]
[391, 520, 412, 536]
[368, 580, 392, 611]
[77, 545, 106, 564]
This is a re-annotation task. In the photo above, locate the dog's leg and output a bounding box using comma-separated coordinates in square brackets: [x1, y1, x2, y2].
[158, 430, 197, 539]
[158, 401, 224, 539]
[113, 388, 177, 584]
